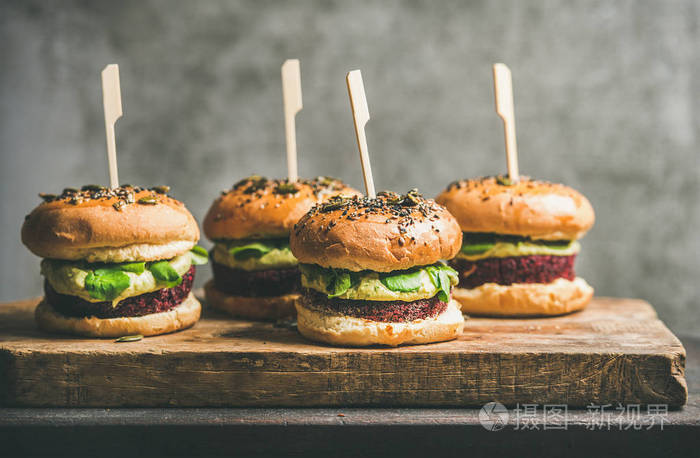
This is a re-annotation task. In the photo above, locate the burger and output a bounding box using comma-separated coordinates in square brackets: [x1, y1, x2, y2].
[436, 176, 595, 316]
[290, 190, 465, 347]
[21, 185, 206, 337]
[202, 175, 359, 320]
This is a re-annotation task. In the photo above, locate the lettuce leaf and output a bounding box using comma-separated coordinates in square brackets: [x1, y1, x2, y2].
[116, 262, 146, 274]
[84, 268, 131, 301]
[190, 246, 209, 265]
[148, 261, 183, 287]
[425, 264, 457, 302]
[327, 271, 353, 298]
[227, 239, 290, 260]
[460, 243, 495, 255]
[379, 269, 423, 292]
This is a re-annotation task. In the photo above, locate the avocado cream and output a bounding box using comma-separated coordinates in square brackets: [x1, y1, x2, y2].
[301, 268, 458, 302]
[41, 253, 193, 306]
[212, 243, 298, 271]
[457, 240, 580, 261]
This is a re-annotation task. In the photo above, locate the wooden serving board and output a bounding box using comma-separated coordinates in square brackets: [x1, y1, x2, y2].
[0, 297, 687, 408]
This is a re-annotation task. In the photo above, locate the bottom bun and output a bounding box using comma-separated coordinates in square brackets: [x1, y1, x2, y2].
[35, 292, 201, 337]
[295, 299, 464, 347]
[453, 277, 593, 317]
[204, 280, 297, 321]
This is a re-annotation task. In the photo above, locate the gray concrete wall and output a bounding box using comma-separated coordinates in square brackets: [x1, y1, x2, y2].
[1, 0, 698, 336]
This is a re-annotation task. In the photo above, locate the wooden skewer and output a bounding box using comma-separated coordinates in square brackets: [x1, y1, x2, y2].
[281, 59, 303, 183]
[346, 70, 376, 198]
[101, 64, 123, 189]
[493, 63, 519, 182]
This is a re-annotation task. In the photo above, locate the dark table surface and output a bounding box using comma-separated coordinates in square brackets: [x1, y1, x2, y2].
[2, 336, 699, 457]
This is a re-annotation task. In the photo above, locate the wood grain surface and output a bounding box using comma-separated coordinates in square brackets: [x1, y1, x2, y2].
[0, 297, 687, 408]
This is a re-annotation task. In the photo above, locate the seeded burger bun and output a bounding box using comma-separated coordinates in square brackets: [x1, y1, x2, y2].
[203, 176, 361, 240]
[436, 176, 595, 317]
[22, 186, 199, 262]
[291, 191, 464, 347]
[22, 185, 202, 337]
[291, 192, 463, 272]
[436, 176, 594, 240]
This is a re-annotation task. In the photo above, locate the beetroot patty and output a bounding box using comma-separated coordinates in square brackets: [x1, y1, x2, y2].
[212, 261, 299, 297]
[45, 266, 195, 318]
[450, 255, 575, 289]
[300, 288, 448, 322]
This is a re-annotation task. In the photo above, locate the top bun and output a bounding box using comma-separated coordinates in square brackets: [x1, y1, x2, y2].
[290, 190, 463, 272]
[436, 176, 595, 240]
[203, 176, 360, 240]
[22, 185, 199, 262]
